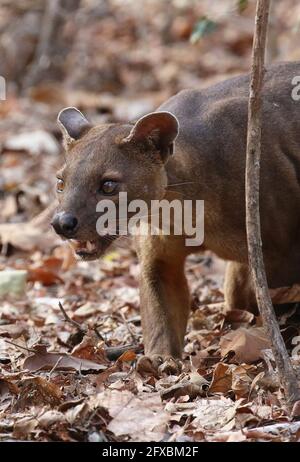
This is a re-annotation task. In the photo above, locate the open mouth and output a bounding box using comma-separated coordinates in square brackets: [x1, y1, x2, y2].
[69, 239, 99, 258]
[68, 237, 117, 260]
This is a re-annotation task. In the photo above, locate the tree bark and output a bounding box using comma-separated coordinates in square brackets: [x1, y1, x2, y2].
[245, 0, 300, 409]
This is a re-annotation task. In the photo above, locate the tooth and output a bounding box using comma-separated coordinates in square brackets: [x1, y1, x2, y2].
[69, 240, 79, 250]
[86, 241, 94, 252]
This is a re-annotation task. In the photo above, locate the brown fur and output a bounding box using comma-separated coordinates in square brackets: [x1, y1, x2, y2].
[52, 62, 300, 371]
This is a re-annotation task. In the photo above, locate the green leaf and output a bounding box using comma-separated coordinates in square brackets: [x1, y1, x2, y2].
[237, 0, 248, 13]
[190, 17, 217, 44]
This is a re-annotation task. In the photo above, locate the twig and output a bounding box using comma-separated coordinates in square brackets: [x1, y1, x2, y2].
[120, 311, 139, 344]
[48, 356, 63, 379]
[4, 339, 36, 354]
[58, 301, 107, 342]
[245, 0, 300, 409]
[58, 301, 85, 333]
[93, 325, 105, 341]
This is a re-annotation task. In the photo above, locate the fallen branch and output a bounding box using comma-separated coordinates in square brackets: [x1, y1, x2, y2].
[105, 344, 143, 361]
[245, 0, 300, 408]
[213, 420, 300, 442]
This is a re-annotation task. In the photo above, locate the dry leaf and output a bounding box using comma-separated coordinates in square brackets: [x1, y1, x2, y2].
[58, 398, 85, 412]
[4, 130, 59, 156]
[116, 350, 137, 363]
[209, 363, 232, 394]
[23, 344, 107, 372]
[0, 323, 28, 339]
[37, 410, 66, 428]
[226, 430, 247, 442]
[65, 402, 89, 424]
[13, 416, 38, 438]
[91, 389, 168, 442]
[220, 327, 270, 363]
[71, 335, 108, 364]
[0, 222, 57, 252]
[291, 400, 300, 418]
[161, 381, 208, 400]
[191, 398, 243, 431]
[16, 376, 62, 409]
[270, 284, 300, 304]
[0, 270, 27, 297]
[225, 309, 254, 324]
[231, 364, 258, 399]
[28, 267, 63, 285]
[0, 377, 19, 397]
[108, 395, 169, 441]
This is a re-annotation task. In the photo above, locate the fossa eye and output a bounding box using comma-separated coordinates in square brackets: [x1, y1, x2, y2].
[100, 180, 118, 195]
[56, 178, 65, 193]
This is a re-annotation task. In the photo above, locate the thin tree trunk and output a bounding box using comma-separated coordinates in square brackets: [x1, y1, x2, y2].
[245, 0, 300, 410]
[22, 0, 81, 91]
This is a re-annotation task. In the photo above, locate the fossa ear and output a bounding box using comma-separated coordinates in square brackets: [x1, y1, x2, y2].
[122, 111, 179, 161]
[57, 107, 92, 148]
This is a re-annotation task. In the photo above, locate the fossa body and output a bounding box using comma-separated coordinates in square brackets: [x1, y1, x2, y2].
[51, 62, 300, 372]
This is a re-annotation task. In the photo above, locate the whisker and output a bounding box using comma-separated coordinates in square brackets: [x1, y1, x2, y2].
[100, 233, 131, 242]
[164, 189, 185, 196]
[110, 212, 161, 224]
[167, 181, 197, 187]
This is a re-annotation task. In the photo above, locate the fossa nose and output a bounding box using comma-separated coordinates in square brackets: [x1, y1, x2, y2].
[51, 211, 78, 237]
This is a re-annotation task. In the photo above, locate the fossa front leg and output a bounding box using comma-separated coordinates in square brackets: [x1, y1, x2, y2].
[135, 233, 190, 374]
